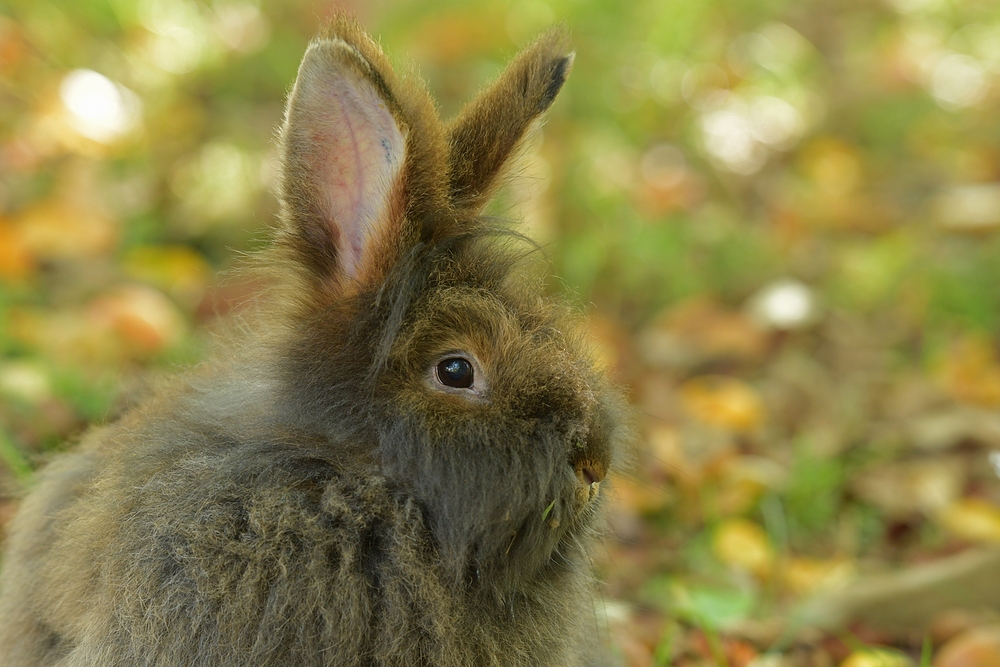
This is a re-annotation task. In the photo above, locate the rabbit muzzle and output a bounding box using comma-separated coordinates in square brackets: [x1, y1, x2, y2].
[573, 458, 606, 502]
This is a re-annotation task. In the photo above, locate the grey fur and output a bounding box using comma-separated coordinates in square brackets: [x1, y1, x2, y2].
[0, 16, 631, 667]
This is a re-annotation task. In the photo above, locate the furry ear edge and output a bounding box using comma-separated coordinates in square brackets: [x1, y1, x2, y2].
[447, 27, 574, 212]
[279, 35, 409, 287]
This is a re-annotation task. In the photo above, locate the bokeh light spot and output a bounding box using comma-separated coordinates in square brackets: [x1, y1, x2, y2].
[59, 70, 141, 144]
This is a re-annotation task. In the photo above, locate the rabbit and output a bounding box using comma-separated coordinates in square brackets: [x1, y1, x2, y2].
[0, 14, 631, 667]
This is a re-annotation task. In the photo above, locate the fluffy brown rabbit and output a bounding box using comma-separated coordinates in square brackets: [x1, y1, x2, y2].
[0, 15, 631, 667]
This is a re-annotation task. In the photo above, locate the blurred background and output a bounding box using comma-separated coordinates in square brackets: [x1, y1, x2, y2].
[3, 0, 1000, 664]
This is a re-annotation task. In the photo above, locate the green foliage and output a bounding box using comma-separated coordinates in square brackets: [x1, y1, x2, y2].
[784, 446, 845, 539]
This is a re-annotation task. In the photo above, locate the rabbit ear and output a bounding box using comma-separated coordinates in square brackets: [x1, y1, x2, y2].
[447, 28, 573, 212]
[279, 34, 409, 285]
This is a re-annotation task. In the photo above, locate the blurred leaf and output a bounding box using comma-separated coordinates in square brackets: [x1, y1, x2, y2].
[939, 336, 1000, 408]
[934, 625, 1000, 667]
[122, 245, 212, 309]
[830, 235, 915, 311]
[852, 458, 965, 519]
[680, 585, 756, 629]
[784, 447, 844, 538]
[0, 218, 35, 281]
[644, 575, 756, 630]
[680, 375, 766, 433]
[88, 284, 187, 357]
[934, 498, 1000, 544]
[712, 517, 774, 577]
[639, 297, 768, 370]
[0, 360, 52, 405]
[13, 200, 118, 260]
[840, 649, 913, 667]
[782, 556, 856, 597]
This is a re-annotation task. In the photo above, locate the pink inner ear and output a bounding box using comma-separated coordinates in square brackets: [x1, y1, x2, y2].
[294, 43, 407, 280]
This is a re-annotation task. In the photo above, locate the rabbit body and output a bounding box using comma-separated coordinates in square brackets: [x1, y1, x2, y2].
[0, 16, 629, 667]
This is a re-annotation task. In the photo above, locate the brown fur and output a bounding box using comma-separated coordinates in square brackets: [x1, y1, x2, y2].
[0, 16, 631, 667]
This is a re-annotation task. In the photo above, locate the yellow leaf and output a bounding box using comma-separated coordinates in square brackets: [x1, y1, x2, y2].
[7, 307, 121, 366]
[122, 245, 212, 309]
[646, 423, 688, 476]
[935, 498, 1000, 544]
[940, 336, 1000, 408]
[680, 375, 765, 432]
[14, 200, 117, 260]
[840, 649, 912, 667]
[715, 478, 765, 517]
[782, 556, 856, 596]
[802, 138, 862, 198]
[712, 517, 773, 577]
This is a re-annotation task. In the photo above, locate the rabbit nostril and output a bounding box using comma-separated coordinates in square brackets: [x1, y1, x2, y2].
[576, 462, 606, 487]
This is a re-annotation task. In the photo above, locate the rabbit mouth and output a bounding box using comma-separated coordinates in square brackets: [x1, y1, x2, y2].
[574, 459, 606, 502]
[571, 455, 608, 505]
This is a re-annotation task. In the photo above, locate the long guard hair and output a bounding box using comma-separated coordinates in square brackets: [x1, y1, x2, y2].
[0, 15, 631, 667]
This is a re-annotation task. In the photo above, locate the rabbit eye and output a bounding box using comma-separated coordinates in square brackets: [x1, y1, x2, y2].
[436, 358, 474, 389]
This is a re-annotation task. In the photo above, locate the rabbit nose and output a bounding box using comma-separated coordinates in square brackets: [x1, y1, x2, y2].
[580, 464, 604, 485]
[574, 460, 606, 500]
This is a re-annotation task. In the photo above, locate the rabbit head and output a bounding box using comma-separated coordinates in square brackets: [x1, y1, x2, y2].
[272, 16, 629, 592]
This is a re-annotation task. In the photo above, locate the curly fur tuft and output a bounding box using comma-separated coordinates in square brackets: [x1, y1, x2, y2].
[0, 15, 632, 667]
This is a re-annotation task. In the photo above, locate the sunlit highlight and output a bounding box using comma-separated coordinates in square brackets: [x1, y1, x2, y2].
[59, 69, 141, 144]
[748, 279, 818, 330]
[699, 96, 805, 174]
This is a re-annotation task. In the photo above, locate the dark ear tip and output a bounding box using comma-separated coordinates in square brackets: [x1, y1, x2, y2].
[539, 52, 573, 111]
[525, 24, 573, 112]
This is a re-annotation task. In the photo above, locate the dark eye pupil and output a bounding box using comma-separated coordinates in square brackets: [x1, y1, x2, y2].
[437, 358, 474, 388]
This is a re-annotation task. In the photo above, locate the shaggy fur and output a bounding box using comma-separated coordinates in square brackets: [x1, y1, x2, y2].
[0, 16, 631, 667]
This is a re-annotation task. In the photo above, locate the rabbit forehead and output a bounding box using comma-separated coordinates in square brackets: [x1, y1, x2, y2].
[401, 285, 574, 360]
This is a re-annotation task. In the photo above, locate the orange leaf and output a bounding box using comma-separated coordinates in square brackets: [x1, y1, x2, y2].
[940, 336, 1000, 408]
[680, 375, 765, 432]
[14, 200, 117, 260]
[0, 218, 34, 281]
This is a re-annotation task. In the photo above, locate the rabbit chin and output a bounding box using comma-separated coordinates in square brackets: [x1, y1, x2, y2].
[413, 470, 601, 595]
[374, 416, 607, 593]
